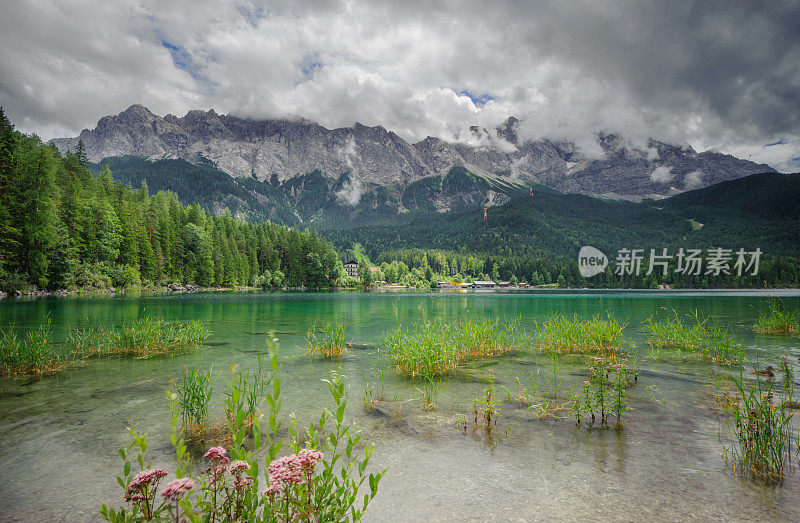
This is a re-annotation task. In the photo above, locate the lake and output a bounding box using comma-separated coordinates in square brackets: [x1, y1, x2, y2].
[1, 289, 800, 521]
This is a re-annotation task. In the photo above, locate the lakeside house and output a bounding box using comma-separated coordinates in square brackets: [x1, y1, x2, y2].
[470, 280, 496, 289]
[343, 260, 358, 278]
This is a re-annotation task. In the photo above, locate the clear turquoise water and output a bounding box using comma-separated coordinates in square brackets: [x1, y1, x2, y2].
[1, 290, 799, 522]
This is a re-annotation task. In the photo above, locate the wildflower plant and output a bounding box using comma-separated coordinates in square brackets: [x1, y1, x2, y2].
[102, 335, 385, 521]
[571, 356, 637, 428]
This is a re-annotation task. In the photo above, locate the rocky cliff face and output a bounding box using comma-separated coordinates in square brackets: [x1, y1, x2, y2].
[51, 105, 775, 199]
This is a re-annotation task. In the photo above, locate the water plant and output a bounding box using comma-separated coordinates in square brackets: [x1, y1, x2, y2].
[754, 302, 800, 335]
[306, 322, 348, 358]
[720, 364, 797, 483]
[473, 382, 501, 433]
[176, 366, 215, 448]
[361, 369, 386, 411]
[504, 368, 542, 405]
[102, 338, 386, 521]
[0, 317, 65, 376]
[225, 360, 271, 435]
[545, 350, 563, 400]
[382, 318, 524, 378]
[416, 376, 442, 411]
[70, 318, 210, 359]
[570, 356, 636, 428]
[645, 310, 743, 366]
[534, 313, 627, 355]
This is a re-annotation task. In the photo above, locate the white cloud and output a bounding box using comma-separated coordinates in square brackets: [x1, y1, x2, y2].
[649, 166, 675, 184]
[0, 0, 799, 169]
[335, 136, 365, 206]
[684, 170, 704, 189]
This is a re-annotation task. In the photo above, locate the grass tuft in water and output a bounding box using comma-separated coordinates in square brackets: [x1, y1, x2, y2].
[176, 366, 215, 448]
[382, 319, 524, 378]
[0, 317, 66, 376]
[534, 313, 627, 355]
[753, 302, 800, 335]
[416, 376, 443, 411]
[306, 322, 348, 358]
[645, 310, 743, 366]
[70, 318, 210, 358]
[720, 363, 798, 483]
[362, 369, 387, 411]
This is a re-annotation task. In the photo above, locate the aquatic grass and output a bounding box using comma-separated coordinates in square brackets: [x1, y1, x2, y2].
[381, 319, 524, 378]
[545, 350, 563, 400]
[721, 364, 797, 483]
[534, 313, 627, 355]
[416, 376, 442, 411]
[754, 302, 800, 335]
[645, 311, 743, 366]
[0, 317, 68, 376]
[71, 318, 210, 359]
[306, 322, 348, 358]
[503, 369, 542, 405]
[362, 369, 387, 411]
[177, 367, 214, 430]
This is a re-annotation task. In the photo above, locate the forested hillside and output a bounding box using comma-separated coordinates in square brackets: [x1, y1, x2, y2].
[0, 109, 345, 293]
[326, 173, 800, 289]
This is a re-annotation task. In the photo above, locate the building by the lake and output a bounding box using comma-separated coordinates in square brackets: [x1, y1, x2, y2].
[343, 260, 358, 278]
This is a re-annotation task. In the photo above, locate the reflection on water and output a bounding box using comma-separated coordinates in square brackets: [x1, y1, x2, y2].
[0, 290, 799, 522]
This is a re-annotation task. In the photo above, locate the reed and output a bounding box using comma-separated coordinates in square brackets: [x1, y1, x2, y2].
[721, 364, 797, 483]
[0, 318, 67, 376]
[382, 319, 523, 378]
[645, 310, 743, 365]
[416, 377, 442, 411]
[306, 322, 348, 358]
[70, 318, 210, 358]
[362, 369, 387, 411]
[534, 313, 626, 355]
[754, 303, 800, 335]
[177, 367, 214, 428]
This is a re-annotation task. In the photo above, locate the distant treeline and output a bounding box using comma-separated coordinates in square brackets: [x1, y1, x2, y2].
[372, 248, 800, 289]
[0, 108, 344, 292]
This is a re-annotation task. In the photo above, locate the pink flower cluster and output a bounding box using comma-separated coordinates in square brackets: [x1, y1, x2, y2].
[262, 448, 324, 496]
[267, 455, 303, 485]
[204, 446, 228, 461]
[297, 448, 323, 474]
[160, 477, 195, 500]
[229, 460, 253, 492]
[125, 469, 168, 502]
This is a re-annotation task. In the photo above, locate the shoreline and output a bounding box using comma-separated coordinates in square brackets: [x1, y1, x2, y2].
[2, 285, 800, 302]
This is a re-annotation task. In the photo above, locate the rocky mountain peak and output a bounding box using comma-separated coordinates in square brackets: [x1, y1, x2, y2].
[50, 105, 776, 199]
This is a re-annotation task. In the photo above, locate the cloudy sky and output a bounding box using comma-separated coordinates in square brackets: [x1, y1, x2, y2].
[1, 0, 799, 170]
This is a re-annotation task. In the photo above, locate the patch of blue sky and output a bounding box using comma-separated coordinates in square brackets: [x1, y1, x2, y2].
[301, 59, 323, 78]
[237, 5, 270, 27]
[458, 90, 496, 106]
[157, 33, 216, 95]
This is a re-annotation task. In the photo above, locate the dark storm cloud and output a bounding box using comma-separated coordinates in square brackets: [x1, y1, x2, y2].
[0, 0, 798, 169]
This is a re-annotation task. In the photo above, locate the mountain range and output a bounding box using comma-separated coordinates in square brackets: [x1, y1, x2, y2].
[53, 104, 774, 208]
[46, 104, 800, 267]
